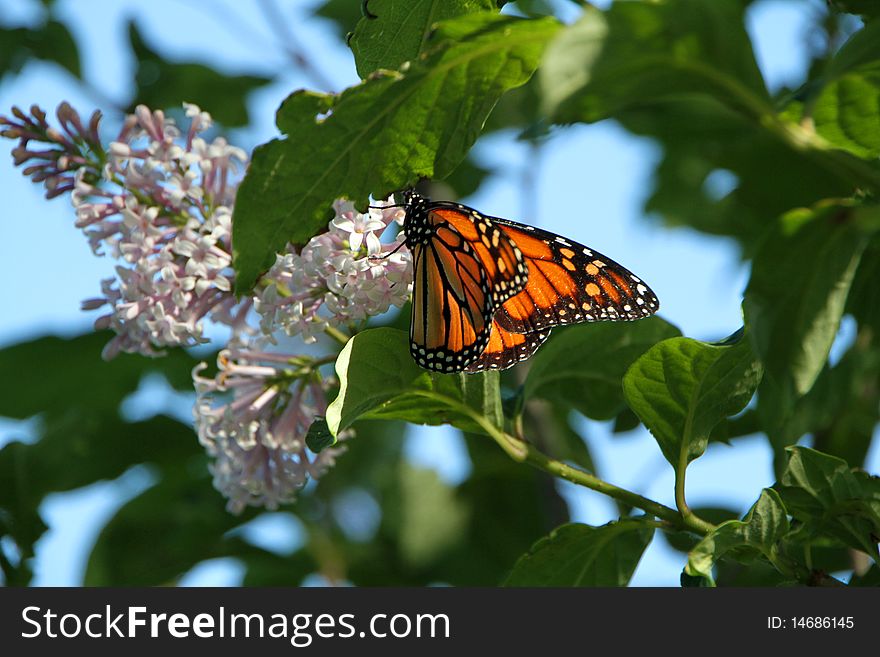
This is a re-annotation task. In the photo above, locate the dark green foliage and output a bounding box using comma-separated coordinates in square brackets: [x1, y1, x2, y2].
[128, 22, 272, 127]
[4, 0, 880, 588]
[0, 20, 80, 80]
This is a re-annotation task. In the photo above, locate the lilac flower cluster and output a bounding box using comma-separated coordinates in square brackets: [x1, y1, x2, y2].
[2, 102, 413, 512]
[255, 199, 411, 343]
[193, 344, 350, 512]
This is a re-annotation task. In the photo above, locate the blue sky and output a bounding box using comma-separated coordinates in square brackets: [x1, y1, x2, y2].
[1, 0, 877, 586]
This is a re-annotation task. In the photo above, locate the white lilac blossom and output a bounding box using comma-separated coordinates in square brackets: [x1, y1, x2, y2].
[193, 343, 348, 513]
[73, 104, 249, 358]
[255, 199, 412, 343]
[3, 101, 418, 512]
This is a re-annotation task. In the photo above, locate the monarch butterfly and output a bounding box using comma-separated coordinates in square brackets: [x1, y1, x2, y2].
[402, 190, 659, 373]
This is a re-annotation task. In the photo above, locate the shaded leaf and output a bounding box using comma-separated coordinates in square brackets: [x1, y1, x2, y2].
[349, 0, 496, 77]
[788, 21, 880, 160]
[540, 0, 769, 122]
[0, 332, 202, 420]
[776, 446, 880, 558]
[831, 1, 880, 20]
[326, 327, 503, 435]
[503, 519, 654, 586]
[85, 470, 249, 585]
[0, 415, 201, 562]
[525, 317, 681, 420]
[524, 401, 595, 473]
[685, 489, 790, 586]
[662, 506, 740, 554]
[747, 204, 873, 448]
[313, 0, 366, 34]
[0, 20, 80, 80]
[232, 14, 560, 291]
[305, 417, 335, 452]
[849, 563, 880, 586]
[394, 465, 469, 567]
[622, 330, 762, 468]
[128, 21, 271, 127]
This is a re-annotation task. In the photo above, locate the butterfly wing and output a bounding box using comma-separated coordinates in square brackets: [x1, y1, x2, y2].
[425, 204, 528, 306]
[407, 200, 530, 373]
[463, 319, 550, 372]
[491, 218, 659, 334]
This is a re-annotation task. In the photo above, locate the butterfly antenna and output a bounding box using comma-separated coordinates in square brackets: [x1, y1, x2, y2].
[369, 239, 406, 262]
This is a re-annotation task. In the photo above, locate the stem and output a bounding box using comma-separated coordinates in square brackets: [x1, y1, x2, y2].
[674, 442, 716, 535]
[410, 390, 711, 534]
[323, 325, 350, 346]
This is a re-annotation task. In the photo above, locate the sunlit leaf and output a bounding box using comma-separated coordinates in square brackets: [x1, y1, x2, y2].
[685, 489, 790, 586]
[326, 327, 503, 436]
[623, 330, 762, 468]
[503, 519, 654, 586]
[232, 14, 559, 291]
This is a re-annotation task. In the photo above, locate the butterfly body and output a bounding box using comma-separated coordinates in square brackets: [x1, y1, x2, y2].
[402, 191, 659, 373]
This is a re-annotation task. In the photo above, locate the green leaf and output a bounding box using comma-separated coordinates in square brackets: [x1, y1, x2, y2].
[745, 204, 868, 396]
[128, 21, 271, 127]
[524, 401, 595, 473]
[0, 332, 202, 420]
[232, 13, 560, 291]
[847, 235, 880, 335]
[776, 446, 880, 558]
[747, 204, 873, 449]
[849, 564, 880, 586]
[503, 519, 654, 586]
[325, 327, 503, 436]
[432, 434, 570, 586]
[84, 470, 249, 585]
[540, 0, 769, 123]
[803, 22, 880, 159]
[524, 317, 681, 420]
[349, 0, 496, 78]
[313, 0, 366, 34]
[662, 506, 740, 554]
[0, 415, 201, 573]
[831, 1, 880, 20]
[685, 489, 790, 586]
[0, 20, 80, 80]
[394, 465, 470, 567]
[622, 330, 762, 468]
[305, 417, 335, 452]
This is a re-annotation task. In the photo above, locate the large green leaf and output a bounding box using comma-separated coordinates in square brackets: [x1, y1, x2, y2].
[622, 331, 762, 468]
[540, 0, 769, 123]
[748, 205, 874, 453]
[524, 317, 681, 420]
[84, 469, 249, 585]
[746, 205, 871, 399]
[0, 20, 80, 80]
[232, 14, 560, 291]
[0, 415, 202, 580]
[349, 0, 496, 77]
[776, 446, 880, 558]
[325, 327, 503, 436]
[503, 519, 654, 586]
[0, 332, 202, 420]
[540, 1, 880, 249]
[128, 21, 271, 127]
[795, 21, 880, 160]
[685, 489, 790, 586]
